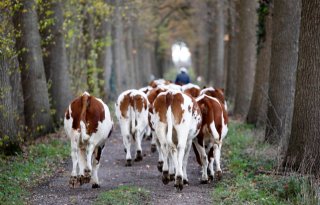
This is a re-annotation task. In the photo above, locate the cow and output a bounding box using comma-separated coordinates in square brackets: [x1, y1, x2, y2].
[151, 90, 202, 190]
[115, 89, 149, 166]
[193, 94, 228, 183]
[182, 83, 201, 98]
[64, 92, 113, 188]
[200, 87, 227, 110]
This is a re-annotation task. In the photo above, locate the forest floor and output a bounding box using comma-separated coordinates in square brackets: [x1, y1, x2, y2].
[26, 121, 319, 205]
[28, 124, 219, 205]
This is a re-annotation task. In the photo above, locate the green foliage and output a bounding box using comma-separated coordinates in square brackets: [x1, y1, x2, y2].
[212, 122, 319, 205]
[95, 185, 150, 205]
[0, 138, 70, 204]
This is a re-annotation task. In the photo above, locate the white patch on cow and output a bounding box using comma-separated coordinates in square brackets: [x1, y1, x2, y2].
[83, 91, 90, 96]
[199, 87, 215, 96]
[221, 113, 228, 140]
[181, 83, 200, 91]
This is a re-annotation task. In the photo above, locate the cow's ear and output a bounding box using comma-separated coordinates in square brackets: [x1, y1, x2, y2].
[203, 86, 207, 89]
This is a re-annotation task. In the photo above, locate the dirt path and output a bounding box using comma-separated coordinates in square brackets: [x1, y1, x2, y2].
[29, 125, 215, 205]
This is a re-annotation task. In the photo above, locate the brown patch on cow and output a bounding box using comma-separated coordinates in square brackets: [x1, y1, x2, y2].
[119, 92, 131, 118]
[171, 93, 184, 124]
[147, 87, 166, 105]
[153, 95, 168, 123]
[184, 87, 200, 98]
[132, 95, 144, 112]
[197, 96, 224, 141]
[69, 93, 105, 136]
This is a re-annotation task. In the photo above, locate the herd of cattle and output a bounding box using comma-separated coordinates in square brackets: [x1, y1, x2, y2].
[64, 79, 228, 191]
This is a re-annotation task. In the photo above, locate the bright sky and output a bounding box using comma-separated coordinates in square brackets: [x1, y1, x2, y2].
[172, 42, 191, 66]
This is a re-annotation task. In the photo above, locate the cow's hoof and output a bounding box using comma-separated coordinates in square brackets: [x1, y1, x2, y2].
[157, 161, 163, 172]
[208, 174, 214, 181]
[92, 183, 100, 189]
[174, 176, 183, 191]
[125, 159, 132, 167]
[169, 174, 175, 181]
[151, 144, 157, 153]
[183, 179, 189, 185]
[200, 179, 209, 184]
[69, 176, 80, 188]
[79, 175, 91, 185]
[215, 171, 222, 181]
[162, 171, 170, 185]
[135, 151, 143, 161]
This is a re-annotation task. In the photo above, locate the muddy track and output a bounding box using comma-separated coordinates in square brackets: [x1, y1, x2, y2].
[29, 125, 215, 205]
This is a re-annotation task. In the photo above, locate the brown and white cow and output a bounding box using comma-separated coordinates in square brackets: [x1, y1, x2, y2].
[151, 90, 202, 190]
[64, 92, 113, 188]
[115, 89, 149, 166]
[193, 94, 228, 183]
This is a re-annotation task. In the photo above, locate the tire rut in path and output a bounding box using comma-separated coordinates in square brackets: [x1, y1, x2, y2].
[29, 126, 214, 205]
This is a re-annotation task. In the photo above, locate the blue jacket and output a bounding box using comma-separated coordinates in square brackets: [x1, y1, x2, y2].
[175, 72, 190, 85]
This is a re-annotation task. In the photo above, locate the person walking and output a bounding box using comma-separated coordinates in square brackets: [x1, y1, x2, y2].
[175, 67, 190, 85]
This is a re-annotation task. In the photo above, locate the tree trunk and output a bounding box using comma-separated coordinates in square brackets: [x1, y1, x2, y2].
[233, 0, 257, 117]
[41, 0, 72, 123]
[225, 0, 238, 104]
[207, 0, 224, 87]
[112, 0, 128, 94]
[247, 1, 273, 126]
[0, 54, 22, 154]
[265, 0, 301, 144]
[96, 15, 111, 100]
[12, 0, 53, 137]
[283, 0, 320, 177]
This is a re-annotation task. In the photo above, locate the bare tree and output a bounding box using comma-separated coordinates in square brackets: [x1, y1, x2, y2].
[12, 0, 53, 137]
[41, 0, 72, 123]
[233, 0, 257, 117]
[207, 0, 225, 87]
[265, 0, 301, 144]
[225, 0, 239, 104]
[283, 0, 320, 177]
[247, 1, 273, 126]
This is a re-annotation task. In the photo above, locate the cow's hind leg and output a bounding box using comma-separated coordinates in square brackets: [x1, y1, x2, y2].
[123, 134, 132, 166]
[134, 130, 143, 162]
[214, 143, 222, 180]
[92, 145, 104, 188]
[193, 140, 209, 183]
[207, 146, 215, 181]
[151, 132, 157, 153]
[182, 140, 192, 185]
[69, 134, 80, 188]
[78, 146, 90, 185]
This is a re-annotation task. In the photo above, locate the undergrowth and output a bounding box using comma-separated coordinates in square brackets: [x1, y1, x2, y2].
[212, 121, 319, 205]
[0, 137, 70, 204]
[95, 185, 151, 205]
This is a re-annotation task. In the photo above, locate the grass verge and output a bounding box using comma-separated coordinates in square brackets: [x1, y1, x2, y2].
[95, 185, 151, 205]
[212, 121, 319, 205]
[0, 136, 70, 204]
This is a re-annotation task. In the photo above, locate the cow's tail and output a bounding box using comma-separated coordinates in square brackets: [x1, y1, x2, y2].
[130, 96, 136, 137]
[80, 92, 90, 143]
[166, 92, 174, 142]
